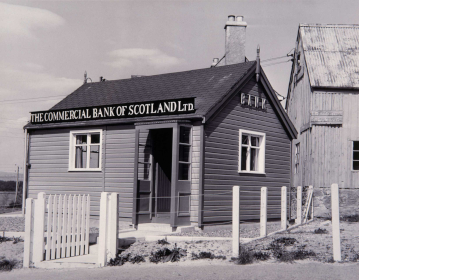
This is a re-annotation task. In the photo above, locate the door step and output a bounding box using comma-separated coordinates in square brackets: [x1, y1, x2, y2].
[137, 223, 195, 233]
[137, 223, 175, 233]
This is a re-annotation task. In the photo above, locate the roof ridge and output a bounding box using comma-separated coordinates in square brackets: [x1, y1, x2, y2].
[300, 23, 359, 28]
[85, 61, 256, 84]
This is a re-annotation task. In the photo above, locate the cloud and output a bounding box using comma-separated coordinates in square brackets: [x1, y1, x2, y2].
[106, 48, 184, 69]
[0, 67, 81, 94]
[0, 2, 65, 38]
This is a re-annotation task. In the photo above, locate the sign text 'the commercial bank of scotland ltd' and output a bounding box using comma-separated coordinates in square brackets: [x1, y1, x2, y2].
[30, 98, 196, 124]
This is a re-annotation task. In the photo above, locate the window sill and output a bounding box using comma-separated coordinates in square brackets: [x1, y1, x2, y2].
[68, 168, 102, 172]
[238, 171, 266, 175]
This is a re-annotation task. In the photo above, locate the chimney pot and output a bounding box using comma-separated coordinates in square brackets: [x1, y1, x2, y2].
[211, 58, 219, 67]
[228, 15, 235, 21]
[236, 16, 244, 22]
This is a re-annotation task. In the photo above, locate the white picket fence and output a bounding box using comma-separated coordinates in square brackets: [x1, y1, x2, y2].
[23, 192, 91, 267]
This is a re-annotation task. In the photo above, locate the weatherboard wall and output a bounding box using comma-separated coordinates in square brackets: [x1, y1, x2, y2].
[203, 77, 292, 223]
[27, 125, 136, 222]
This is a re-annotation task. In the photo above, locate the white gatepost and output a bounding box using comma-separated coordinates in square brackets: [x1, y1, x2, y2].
[232, 186, 240, 258]
[260, 187, 267, 237]
[23, 198, 34, 268]
[98, 192, 108, 266]
[32, 192, 46, 264]
[98, 192, 119, 267]
[281, 186, 287, 230]
[331, 183, 341, 261]
[296, 186, 302, 224]
[107, 193, 119, 261]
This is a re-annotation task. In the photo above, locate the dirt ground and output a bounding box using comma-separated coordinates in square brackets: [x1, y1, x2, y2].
[0, 239, 24, 270]
[243, 218, 359, 263]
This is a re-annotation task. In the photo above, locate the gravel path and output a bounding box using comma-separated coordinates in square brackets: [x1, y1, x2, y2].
[0, 217, 25, 232]
[171, 221, 283, 238]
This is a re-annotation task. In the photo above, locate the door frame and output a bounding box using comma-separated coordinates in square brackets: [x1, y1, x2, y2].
[133, 121, 192, 227]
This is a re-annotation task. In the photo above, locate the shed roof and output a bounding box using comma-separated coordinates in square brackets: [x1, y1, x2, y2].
[300, 24, 359, 88]
[50, 61, 256, 116]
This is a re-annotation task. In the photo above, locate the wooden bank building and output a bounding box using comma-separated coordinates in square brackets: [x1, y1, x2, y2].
[23, 16, 297, 230]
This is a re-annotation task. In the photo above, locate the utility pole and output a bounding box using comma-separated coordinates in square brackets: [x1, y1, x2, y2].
[15, 165, 19, 205]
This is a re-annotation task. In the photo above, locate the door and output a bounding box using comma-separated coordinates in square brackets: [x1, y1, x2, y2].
[152, 128, 172, 223]
[135, 129, 154, 224]
[170, 124, 192, 226]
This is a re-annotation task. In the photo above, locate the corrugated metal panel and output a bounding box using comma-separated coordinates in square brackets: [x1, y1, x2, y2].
[300, 24, 359, 88]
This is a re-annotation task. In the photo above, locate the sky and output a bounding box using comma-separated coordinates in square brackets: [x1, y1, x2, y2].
[0, 0, 358, 173]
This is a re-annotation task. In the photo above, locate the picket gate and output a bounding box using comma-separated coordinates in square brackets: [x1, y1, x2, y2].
[23, 192, 90, 267]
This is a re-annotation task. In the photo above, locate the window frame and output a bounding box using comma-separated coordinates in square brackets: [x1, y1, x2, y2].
[294, 142, 300, 174]
[238, 129, 266, 174]
[68, 129, 103, 172]
[352, 140, 359, 171]
[178, 125, 192, 181]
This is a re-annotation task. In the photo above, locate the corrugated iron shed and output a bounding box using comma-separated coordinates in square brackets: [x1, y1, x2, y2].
[300, 24, 359, 88]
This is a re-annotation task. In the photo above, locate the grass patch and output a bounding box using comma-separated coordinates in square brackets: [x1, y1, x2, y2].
[0, 259, 19, 271]
[108, 253, 146, 266]
[269, 237, 297, 247]
[314, 228, 328, 234]
[341, 214, 359, 222]
[0, 236, 23, 244]
[191, 251, 226, 260]
[156, 238, 170, 245]
[149, 245, 187, 264]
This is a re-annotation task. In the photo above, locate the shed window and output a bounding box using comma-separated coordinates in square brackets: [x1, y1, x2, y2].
[239, 129, 265, 174]
[294, 143, 300, 174]
[352, 141, 359, 171]
[69, 130, 102, 171]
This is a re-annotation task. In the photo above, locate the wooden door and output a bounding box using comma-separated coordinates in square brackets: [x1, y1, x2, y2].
[134, 129, 154, 224]
[170, 125, 192, 226]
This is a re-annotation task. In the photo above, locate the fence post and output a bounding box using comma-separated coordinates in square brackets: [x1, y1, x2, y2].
[331, 183, 341, 261]
[107, 193, 119, 261]
[296, 186, 302, 224]
[260, 187, 267, 237]
[281, 186, 287, 230]
[232, 186, 240, 258]
[97, 192, 109, 267]
[23, 198, 34, 268]
[32, 192, 46, 266]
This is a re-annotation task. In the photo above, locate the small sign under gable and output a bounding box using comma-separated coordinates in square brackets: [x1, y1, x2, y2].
[30, 98, 195, 124]
[240, 93, 267, 110]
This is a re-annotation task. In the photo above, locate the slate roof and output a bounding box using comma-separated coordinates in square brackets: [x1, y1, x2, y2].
[300, 24, 359, 88]
[50, 61, 256, 117]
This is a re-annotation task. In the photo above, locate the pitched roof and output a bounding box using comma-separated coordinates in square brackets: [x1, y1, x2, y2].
[50, 61, 256, 117]
[300, 24, 359, 88]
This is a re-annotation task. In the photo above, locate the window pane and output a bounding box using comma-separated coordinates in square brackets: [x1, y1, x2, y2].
[178, 163, 190, 180]
[76, 135, 87, 145]
[179, 145, 190, 162]
[250, 148, 258, 171]
[75, 146, 87, 168]
[353, 161, 359, 171]
[241, 147, 247, 171]
[251, 136, 260, 147]
[91, 133, 100, 144]
[242, 135, 248, 145]
[179, 126, 191, 144]
[353, 151, 359, 161]
[90, 145, 100, 168]
[353, 141, 359, 151]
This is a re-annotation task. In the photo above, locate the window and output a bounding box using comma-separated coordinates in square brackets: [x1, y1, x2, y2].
[239, 129, 265, 173]
[352, 141, 359, 171]
[178, 126, 191, 180]
[69, 130, 102, 171]
[294, 143, 300, 174]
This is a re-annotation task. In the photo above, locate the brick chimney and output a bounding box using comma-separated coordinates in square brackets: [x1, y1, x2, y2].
[224, 15, 247, 65]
